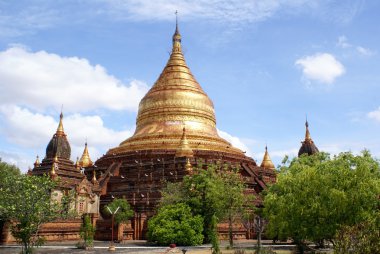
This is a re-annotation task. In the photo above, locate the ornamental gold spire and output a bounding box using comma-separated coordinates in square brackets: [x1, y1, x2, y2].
[111, 17, 243, 156]
[50, 154, 58, 177]
[305, 120, 311, 141]
[91, 170, 97, 184]
[34, 155, 40, 168]
[175, 127, 193, 158]
[185, 157, 193, 172]
[298, 119, 319, 157]
[260, 146, 275, 169]
[56, 111, 65, 136]
[172, 10, 181, 53]
[75, 157, 80, 170]
[79, 142, 93, 168]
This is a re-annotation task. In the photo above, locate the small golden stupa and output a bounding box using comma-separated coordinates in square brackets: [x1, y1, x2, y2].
[260, 146, 275, 169]
[78, 142, 93, 168]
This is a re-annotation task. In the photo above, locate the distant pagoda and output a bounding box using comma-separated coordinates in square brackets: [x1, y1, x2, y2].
[298, 120, 319, 156]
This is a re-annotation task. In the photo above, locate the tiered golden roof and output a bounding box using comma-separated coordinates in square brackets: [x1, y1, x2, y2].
[260, 146, 275, 169]
[109, 22, 243, 155]
[79, 142, 93, 168]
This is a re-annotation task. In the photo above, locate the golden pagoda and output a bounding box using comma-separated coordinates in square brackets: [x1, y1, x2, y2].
[91, 21, 276, 241]
[108, 20, 242, 156]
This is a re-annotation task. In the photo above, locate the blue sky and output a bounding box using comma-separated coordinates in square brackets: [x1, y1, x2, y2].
[0, 0, 379, 171]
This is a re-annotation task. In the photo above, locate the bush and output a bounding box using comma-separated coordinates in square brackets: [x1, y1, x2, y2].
[79, 214, 95, 248]
[147, 203, 204, 246]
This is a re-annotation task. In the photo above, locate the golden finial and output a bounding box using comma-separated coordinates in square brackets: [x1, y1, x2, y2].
[91, 170, 97, 184]
[185, 157, 193, 172]
[175, 127, 193, 157]
[172, 10, 182, 53]
[79, 141, 93, 168]
[260, 145, 275, 169]
[34, 155, 40, 168]
[75, 156, 80, 170]
[56, 110, 65, 136]
[50, 155, 58, 177]
[53, 154, 59, 162]
[305, 118, 311, 142]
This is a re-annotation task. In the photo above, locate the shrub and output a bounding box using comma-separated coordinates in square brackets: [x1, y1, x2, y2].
[147, 203, 204, 246]
[79, 214, 95, 248]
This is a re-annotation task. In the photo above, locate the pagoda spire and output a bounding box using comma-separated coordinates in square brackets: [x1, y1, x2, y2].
[56, 110, 65, 136]
[305, 119, 311, 141]
[79, 142, 93, 168]
[175, 127, 193, 158]
[172, 10, 182, 53]
[91, 170, 97, 184]
[34, 155, 40, 168]
[50, 154, 58, 178]
[298, 119, 319, 157]
[260, 146, 275, 169]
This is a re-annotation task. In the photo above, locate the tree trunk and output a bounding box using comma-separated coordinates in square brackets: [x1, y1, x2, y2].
[228, 213, 233, 247]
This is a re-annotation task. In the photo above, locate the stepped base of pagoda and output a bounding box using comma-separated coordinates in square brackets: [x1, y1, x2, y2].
[88, 149, 276, 240]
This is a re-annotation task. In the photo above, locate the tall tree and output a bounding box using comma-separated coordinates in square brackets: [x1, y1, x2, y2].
[263, 151, 380, 252]
[0, 171, 61, 254]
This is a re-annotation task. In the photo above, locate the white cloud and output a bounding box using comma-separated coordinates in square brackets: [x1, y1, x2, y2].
[337, 36, 375, 57]
[0, 4, 59, 37]
[217, 129, 252, 156]
[367, 107, 380, 123]
[0, 150, 33, 171]
[337, 36, 351, 48]
[0, 105, 134, 162]
[0, 46, 149, 113]
[356, 46, 375, 56]
[295, 53, 345, 84]
[102, 0, 316, 23]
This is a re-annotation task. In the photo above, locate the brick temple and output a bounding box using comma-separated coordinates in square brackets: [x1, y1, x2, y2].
[1, 21, 320, 243]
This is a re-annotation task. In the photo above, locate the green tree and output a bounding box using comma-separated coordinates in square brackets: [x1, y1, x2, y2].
[147, 203, 204, 246]
[0, 171, 61, 254]
[263, 151, 380, 252]
[158, 163, 249, 250]
[103, 198, 134, 224]
[78, 214, 95, 248]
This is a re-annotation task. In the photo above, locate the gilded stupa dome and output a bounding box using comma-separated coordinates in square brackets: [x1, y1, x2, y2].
[298, 120, 319, 157]
[46, 112, 71, 159]
[109, 22, 243, 155]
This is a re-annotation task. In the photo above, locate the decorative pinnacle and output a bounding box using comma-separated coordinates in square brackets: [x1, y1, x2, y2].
[91, 170, 97, 184]
[34, 155, 40, 167]
[261, 145, 275, 169]
[56, 110, 65, 136]
[175, 126, 193, 158]
[172, 10, 182, 52]
[305, 119, 311, 141]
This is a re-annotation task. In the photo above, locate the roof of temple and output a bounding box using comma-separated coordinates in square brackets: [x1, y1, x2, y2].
[46, 112, 71, 160]
[298, 120, 319, 157]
